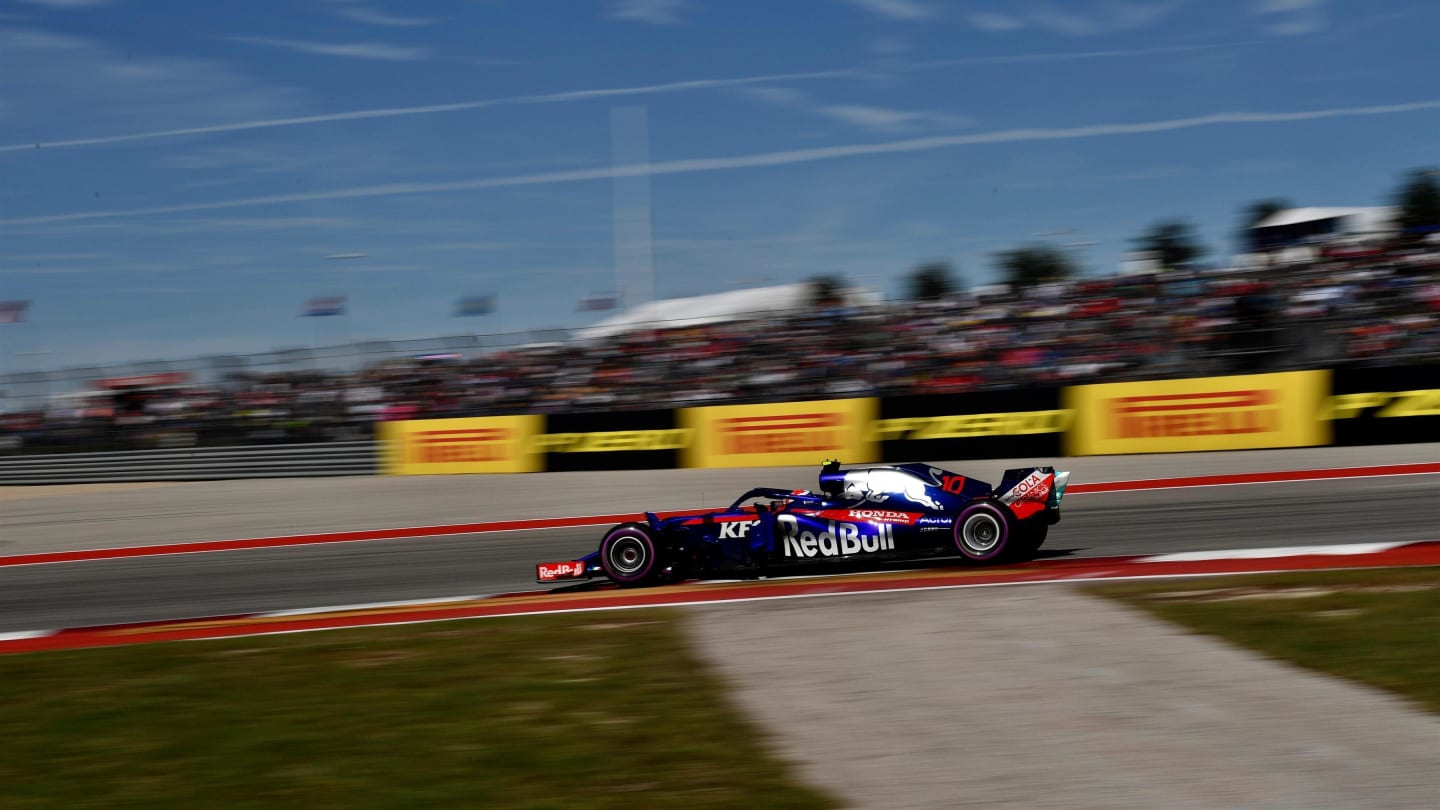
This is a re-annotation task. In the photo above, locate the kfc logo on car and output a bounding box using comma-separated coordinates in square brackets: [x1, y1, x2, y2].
[718, 520, 759, 540]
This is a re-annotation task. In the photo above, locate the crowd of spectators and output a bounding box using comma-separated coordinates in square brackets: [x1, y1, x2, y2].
[2, 240, 1437, 453]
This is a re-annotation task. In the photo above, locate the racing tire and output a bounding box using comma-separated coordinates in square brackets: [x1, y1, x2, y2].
[599, 523, 661, 586]
[953, 501, 1013, 563]
[1007, 520, 1049, 560]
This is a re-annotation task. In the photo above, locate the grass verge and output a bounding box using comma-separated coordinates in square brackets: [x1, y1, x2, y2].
[0, 611, 835, 810]
[1090, 566, 1440, 713]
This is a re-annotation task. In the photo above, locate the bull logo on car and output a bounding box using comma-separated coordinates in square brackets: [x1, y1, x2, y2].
[840, 468, 943, 511]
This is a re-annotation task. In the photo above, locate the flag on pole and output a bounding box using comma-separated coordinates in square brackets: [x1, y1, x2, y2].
[578, 292, 619, 311]
[300, 296, 346, 317]
[0, 300, 29, 324]
[454, 294, 496, 317]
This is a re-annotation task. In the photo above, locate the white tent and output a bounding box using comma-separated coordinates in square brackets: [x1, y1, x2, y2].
[575, 283, 880, 341]
[1253, 207, 1395, 235]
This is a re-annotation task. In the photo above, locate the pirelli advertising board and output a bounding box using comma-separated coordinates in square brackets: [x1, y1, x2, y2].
[680, 398, 878, 469]
[1327, 366, 1440, 447]
[380, 415, 543, 474]
[537, 409, 686, 471]
[1064, 371, 1329, 456]
[873, 390, 1068, 461]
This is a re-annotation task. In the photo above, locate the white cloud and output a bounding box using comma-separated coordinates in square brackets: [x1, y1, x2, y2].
[744, 85, 968, 134]
[421, 241, 526, 252]
[9, 98, 1440, 227]
[915, 40, 1263, 69]
[153, 144, 398, 176]
[965, 1, 1186, 36]
[12, 0, 111, 7]
[1028, 6, 1104, 36]
[741, 86, 809, 105]
[0, 28, 298, 145]
[329, 5, 438, 27]
[870, 36, 911, 55]
[1, 66, 861, 153]
[1253, 0, 1326, 35]
[816, 104, 970, 133]
[1106, 0, 1187, 29]
[1255, 0, 1320, 12]
[967, 12, 1025, 31]
[321, 263, 424, 274]
[230, 36, 429, 61]
[609, 0, 696, 25]
[1, 251, 106, 261]
[846, 0, 937, 20]
[0, 38, 1276, 156]
[1266, 18, 1322, 35]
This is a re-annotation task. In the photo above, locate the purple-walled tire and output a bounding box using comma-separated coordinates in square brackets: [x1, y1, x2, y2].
[599, 523, 660, 586]
[953, 501, 1012, 562]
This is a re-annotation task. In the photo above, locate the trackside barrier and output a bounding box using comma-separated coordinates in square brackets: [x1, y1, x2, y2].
[1328, 366, 1440, 447]
[874, 389, 1067, 462]
[0, 442, 377, 484]
[7, 366, 1435, 482]
[1064, 371, 1330, 456]
[378, 415, 543, 475]
[679, 398, 878, 469]
[538, 408, 684, 472]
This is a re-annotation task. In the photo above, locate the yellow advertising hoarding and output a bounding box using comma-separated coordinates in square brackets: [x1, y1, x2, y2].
[380, 415, 543, 474]
[1064, 371, 1330, 456]
[681, 397, 878, 469]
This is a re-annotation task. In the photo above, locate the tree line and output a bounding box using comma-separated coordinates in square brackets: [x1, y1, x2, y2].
[808, 166, 1440, 304]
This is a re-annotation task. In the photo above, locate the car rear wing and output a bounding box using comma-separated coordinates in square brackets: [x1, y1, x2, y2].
[996, 466, 1071, 512]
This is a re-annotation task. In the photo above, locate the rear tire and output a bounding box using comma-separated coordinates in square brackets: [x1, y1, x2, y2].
[1008, 520, 1048, 560]
[953, 501, 1012, 563]
[599, 523, 661, 586]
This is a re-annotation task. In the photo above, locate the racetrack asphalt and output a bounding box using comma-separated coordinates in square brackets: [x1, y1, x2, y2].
[4, 443, 1438, 556]
[1, 472, 1435, 633]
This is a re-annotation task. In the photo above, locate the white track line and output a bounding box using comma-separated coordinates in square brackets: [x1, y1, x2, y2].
[0, 630, 56, 642]
[1139, 542, 1411, 563]
[257, 594, 489, 618]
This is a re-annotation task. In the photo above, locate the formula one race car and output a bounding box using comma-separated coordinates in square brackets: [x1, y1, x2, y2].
[536, 460, 1070, 586]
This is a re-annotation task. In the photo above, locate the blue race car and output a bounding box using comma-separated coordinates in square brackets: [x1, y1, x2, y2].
[536, 460, 1071, 586]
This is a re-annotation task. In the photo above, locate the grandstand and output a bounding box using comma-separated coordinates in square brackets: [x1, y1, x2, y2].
[1, 239, 1436, 454]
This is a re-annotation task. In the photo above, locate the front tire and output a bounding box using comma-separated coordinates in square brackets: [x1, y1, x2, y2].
[953, 501, 1012, 563]
[599, 523, 661, 586]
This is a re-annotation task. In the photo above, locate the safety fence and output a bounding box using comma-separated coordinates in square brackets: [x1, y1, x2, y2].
[2, 367, 1435, 483]
[0, 442, 376, 485]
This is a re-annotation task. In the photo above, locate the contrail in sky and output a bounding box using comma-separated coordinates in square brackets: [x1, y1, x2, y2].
[5, 99, 1437, 227]
[0, 41, 1263, 154]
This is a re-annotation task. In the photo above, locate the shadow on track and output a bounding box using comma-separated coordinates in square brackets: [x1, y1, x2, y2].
[543, 547, 1088, 592]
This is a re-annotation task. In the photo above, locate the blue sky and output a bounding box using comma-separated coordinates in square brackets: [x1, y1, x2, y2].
[0, 0, 1437, 369]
